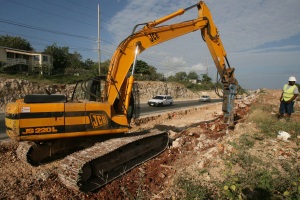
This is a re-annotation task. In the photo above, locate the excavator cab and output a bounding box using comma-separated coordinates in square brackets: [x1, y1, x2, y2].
[70, 76, 136, 120]
[71, 76, 107, 102]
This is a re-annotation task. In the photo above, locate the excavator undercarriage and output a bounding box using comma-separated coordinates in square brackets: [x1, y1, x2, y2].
[16, 131, 168, 192]
[58, 131, 168, 192]
[16, 135, 120, 166]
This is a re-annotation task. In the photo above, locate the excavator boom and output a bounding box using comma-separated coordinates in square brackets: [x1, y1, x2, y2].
[106, 1, 237, 124]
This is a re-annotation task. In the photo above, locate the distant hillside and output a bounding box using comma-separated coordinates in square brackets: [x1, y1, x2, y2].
[0, 78, 219, 111]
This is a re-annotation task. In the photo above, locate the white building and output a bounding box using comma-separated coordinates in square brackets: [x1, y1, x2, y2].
[0, 46, 53, 75]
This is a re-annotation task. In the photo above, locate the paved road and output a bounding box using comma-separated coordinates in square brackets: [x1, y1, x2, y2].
[139, 99, 221, 116]
[0, 99, 222, 140]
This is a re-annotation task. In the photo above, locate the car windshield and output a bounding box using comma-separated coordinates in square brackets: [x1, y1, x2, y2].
[153, 96, 164, 100]
[201, 96, 209, 98]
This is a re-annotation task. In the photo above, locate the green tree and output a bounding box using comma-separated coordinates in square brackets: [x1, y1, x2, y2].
[0, 35, 33, 51]
[201, 74, 212, 83]
[156, 73, 166, 81]
[83, 58, 95, 70]
[166, 72, 188, 82]
[44, 43, 69, 74]
[167, 75, 176, 82]
[67, 51, 82, 69]
[99, 59, 110, 75]
[149, 70, 165, 81]
[135, 60, 149, 75]
[175, 71, 188, 82]
[146, 65, 163, 80]
[131, 60, 162, 81]
[187, 71, 198, 80]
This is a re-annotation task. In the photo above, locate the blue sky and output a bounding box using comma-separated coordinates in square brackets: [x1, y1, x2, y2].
[1, 0, 300, 90]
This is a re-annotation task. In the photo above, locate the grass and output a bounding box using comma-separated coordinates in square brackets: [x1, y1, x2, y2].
[175, 175, 214, 199]
[248, 105, 300, 138]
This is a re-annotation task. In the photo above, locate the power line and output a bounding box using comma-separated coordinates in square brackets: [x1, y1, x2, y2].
[0, 18, 96, 40]
[0, 30, 88, 47]
[65, 0, 97, 13]
[0, 28, 116, 56]
[41, 0, 126, 32]
[7, 0, 97, 28]
[0, 17, 202, 71]
[6, 0, 130, 43]
[41, 0, 96, 19]
[1, 1, 204, 72]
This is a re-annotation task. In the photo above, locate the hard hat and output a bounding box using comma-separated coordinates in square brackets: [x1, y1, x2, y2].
[288, 76, 297, 82]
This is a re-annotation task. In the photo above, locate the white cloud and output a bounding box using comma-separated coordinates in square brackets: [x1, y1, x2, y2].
[105, 0, 300, 89]
[235, 45, 300, 54]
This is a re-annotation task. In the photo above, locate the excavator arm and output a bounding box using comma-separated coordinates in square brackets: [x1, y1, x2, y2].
[107, 1, 237, 125]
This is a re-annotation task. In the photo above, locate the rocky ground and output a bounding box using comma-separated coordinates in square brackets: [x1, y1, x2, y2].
[0, 78, 218, 111]
[0, 89, 300, 199]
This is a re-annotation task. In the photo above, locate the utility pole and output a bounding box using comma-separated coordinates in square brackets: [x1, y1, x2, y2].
[98, 4, 101, 75]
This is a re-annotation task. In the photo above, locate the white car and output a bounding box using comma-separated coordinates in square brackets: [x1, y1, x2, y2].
[199, 95, 211, 102]
[148, 95, 173, 107]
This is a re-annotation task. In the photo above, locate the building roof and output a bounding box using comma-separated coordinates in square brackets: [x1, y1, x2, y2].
[0, 46, 50, 56]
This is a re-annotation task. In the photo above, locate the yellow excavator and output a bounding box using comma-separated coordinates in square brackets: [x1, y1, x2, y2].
[5, 1, 237, 192]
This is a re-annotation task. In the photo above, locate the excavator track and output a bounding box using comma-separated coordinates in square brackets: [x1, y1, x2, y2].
[58, 131, 169, 192]
[16, 141, 33, 165]
[16, 140, 90, 166]
[16, 136, 121, 166]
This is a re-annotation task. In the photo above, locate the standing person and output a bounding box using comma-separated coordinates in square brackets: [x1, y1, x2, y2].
[279, 76, 299, 120]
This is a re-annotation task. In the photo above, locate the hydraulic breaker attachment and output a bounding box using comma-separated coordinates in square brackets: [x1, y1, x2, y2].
[222, 83, 237, 125]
